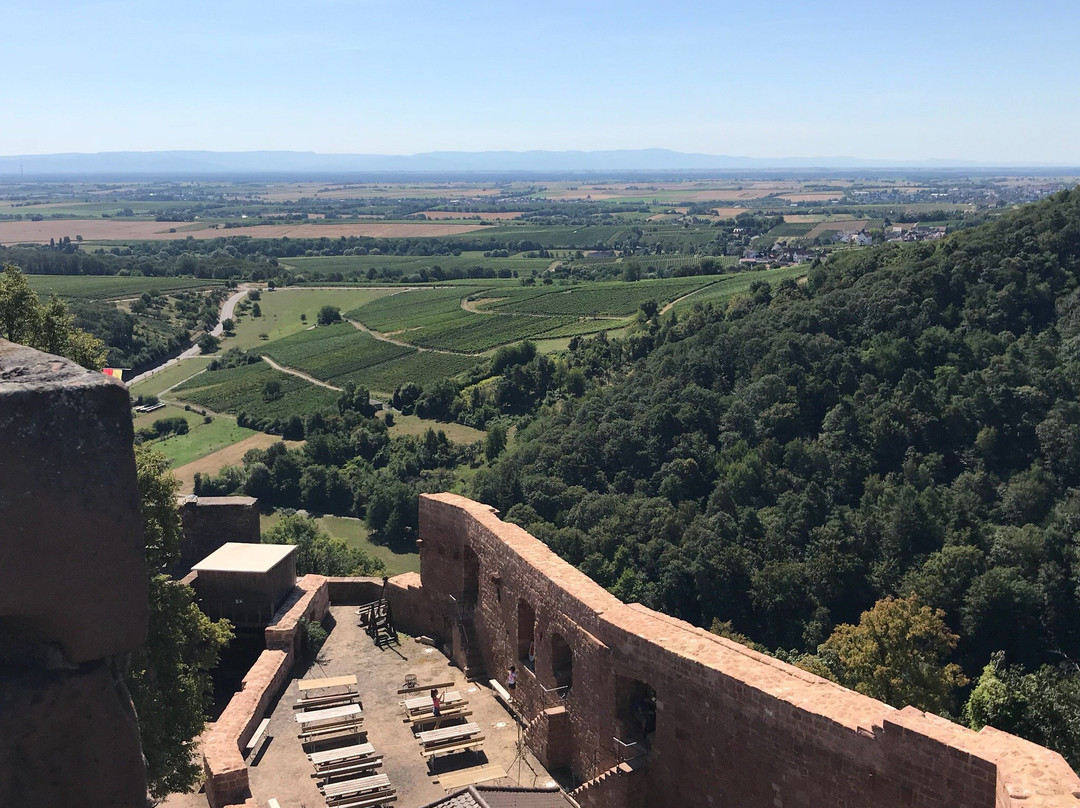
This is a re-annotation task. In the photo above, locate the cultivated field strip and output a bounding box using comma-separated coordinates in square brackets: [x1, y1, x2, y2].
[255, 323, 481, 391]
[27, 275, 222, 299]
[172, 362, 338, 421]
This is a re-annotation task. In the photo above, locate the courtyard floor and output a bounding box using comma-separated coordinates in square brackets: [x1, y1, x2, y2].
[165, 604, 558, 808]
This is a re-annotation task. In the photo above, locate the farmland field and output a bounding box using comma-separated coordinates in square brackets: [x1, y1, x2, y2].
[345, 288, 476, 333]
[0, 218, 492, 244]
[358, 350, 479, 393]
[171, 361, 338, 421]
[484, 277, 718, 316]
[27, 275, 221, 299]
[144, 416, 260, 468]
[129, 357, 212, 397]
[171, 433, 300, 493]
[671, 265, 809, 311]
[278, 251, 552, 278]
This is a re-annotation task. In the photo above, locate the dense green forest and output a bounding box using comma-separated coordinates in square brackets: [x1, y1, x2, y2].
[190, 190, 1080, 762]
[467, 189, 1080, 756]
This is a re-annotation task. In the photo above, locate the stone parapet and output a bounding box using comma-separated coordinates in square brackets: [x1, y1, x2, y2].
[0, 341, 149, 807]
[0, 340, 147, 662]
[264, 574, 329, 653]
[175, 495, 261, 577]
[202, 575, 330, 808]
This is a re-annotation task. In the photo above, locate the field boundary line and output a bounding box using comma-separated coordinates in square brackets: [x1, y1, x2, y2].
[260, 355, 343, 391]
[346, 318, 484, 357]
[661, 279, 724, 314]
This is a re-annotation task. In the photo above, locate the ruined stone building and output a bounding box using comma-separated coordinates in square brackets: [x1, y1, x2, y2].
[4, 338, 1080, 808]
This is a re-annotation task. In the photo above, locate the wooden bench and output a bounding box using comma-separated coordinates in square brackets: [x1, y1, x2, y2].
[312, 756, 383, 781]
[397, 680, 454, 695]
[420, 735, 486, 757]
[299, 723, 365, 746]
[489, 679, 513, 708]
[328, 790, 397, 803]
[244, 718, 271, 760]
[408, 709, 473, 731]
[322, 773, 392, 802]
[298, 674, 357, 693]
[309, 741, 375, 769]
[295, 692, 361, 711]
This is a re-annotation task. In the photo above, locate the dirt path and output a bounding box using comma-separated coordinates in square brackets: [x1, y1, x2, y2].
[260, 355, 342, 391]
[661, 280, 722, 314]
[347, 318, 484, 357]
[128, 284, 255, 386]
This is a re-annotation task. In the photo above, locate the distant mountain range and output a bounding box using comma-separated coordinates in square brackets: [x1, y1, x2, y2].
[0, 149, 1065, 176]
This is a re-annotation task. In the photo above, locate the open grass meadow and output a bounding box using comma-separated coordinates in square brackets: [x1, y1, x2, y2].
[27, 274, 221, 299]
[129, 356, 212, 397]
[171, 360, 338, 421]
[260, 511, 419, 576]
[226, 286, 396, 350]
[145, 416, 260, 468]
[385, 412, 485, 443]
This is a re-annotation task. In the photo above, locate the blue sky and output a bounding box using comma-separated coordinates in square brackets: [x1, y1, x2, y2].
[2, 0, 1078, 162]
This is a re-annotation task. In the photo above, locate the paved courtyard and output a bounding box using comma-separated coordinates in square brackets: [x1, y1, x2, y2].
[166, 604, 558, 807]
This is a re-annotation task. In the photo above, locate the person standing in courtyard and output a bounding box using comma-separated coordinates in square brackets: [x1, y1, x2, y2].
[507, 664, 517, 698]
[431, 688, 442, 717]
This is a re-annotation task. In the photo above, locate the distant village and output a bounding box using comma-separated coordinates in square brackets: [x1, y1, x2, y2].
[740, 223, 947, 266]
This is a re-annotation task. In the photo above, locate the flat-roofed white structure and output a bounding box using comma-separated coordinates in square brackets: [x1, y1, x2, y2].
[192, 542, 298, 626]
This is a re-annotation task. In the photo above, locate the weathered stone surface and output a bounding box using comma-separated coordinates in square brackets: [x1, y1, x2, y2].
[0, 340, 147, 663]
[175, 495, 261, 576]
[0, 658, 147, 808]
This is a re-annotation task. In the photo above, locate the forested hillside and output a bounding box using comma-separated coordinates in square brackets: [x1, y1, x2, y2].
[473, 189, 1080, 753]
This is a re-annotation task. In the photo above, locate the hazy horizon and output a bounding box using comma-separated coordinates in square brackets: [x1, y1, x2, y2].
[2, 1, 1078, 163]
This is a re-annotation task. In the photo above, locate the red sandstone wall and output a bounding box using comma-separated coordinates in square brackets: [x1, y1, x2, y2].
[418, 493, 1080, 808]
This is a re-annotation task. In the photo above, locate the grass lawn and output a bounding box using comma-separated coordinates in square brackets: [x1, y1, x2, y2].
[145, 415, 259, 467]
[130, 357, 211, 397]
[133, 403, 201, 430]
[227, 287, 397, 351]
[260, 510, 420, 576]
[385, 413, 485, 443]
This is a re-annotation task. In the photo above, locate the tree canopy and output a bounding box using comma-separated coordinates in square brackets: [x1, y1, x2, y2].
[128, 443, 234, 798]
[262, 512, 385, 577]
[0, 263, 106, 369]
[815, 594, 967, 714]
[469, 188, 1080, 756]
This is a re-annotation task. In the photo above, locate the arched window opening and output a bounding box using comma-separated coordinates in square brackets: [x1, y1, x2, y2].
[517, 599, 535, 670]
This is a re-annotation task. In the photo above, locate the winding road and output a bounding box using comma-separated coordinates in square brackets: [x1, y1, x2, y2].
[127, 284, 254, 385]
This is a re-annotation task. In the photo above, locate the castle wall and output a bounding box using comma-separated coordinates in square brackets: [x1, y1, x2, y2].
[418, 492, 1080, 808]
[0, 340, 148, 808]
[201, 574, 329, 808]
[175, 495, 261, 576]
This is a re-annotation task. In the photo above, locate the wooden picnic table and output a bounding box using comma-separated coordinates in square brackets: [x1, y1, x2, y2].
[309, 741, 375, 768]
[321, 772, 391, 800]
[403, 691, 463, 713]
[295, 703, 363, 726]
[416, 722, 481, 747]
[298, 675, 357, 693]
